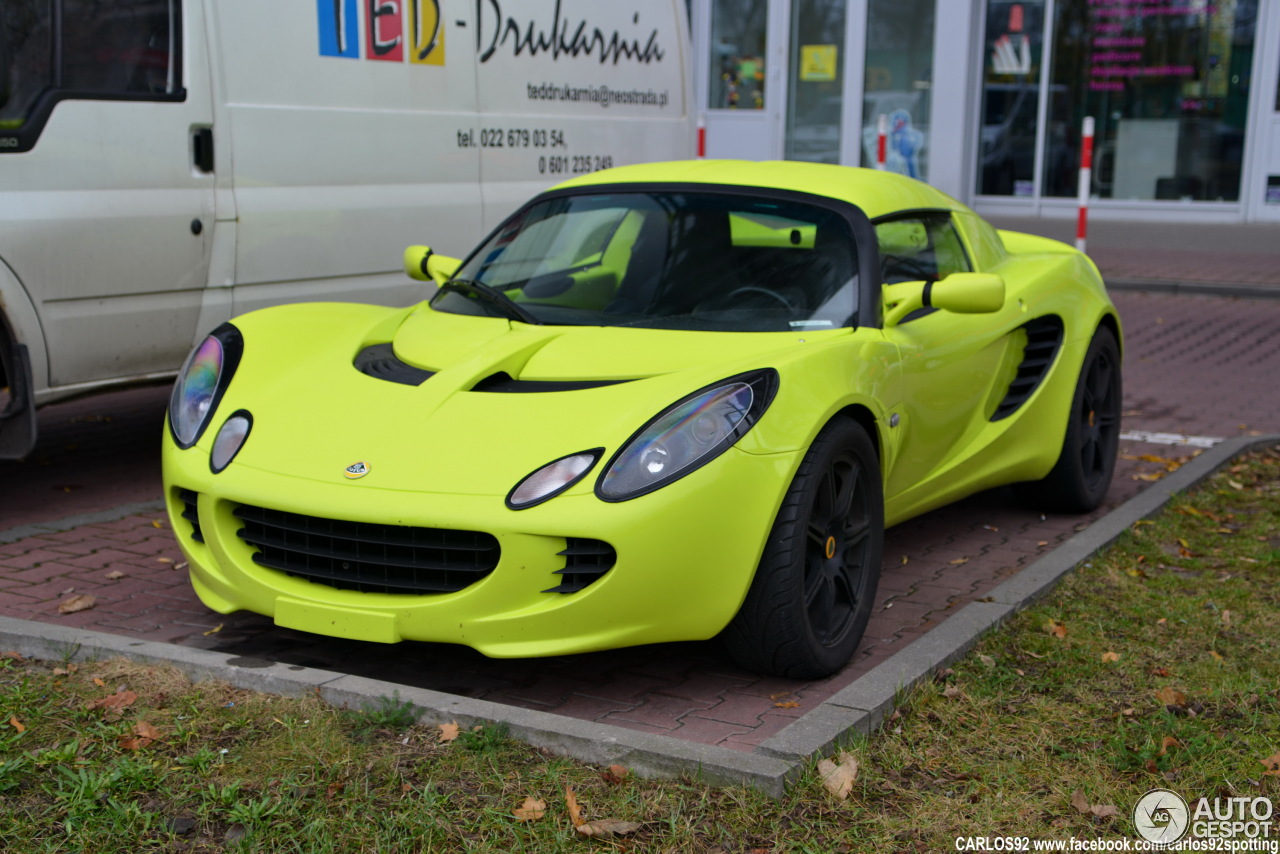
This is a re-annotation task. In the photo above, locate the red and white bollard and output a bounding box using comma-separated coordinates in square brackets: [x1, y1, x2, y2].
[1076, 116, 1094, 253]
[696, 112, 706, 160]
[875, 113, 887, 170]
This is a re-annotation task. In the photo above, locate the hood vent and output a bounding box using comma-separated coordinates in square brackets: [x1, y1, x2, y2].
[354, 343, 435, 387]
[470, 371, 630, 393]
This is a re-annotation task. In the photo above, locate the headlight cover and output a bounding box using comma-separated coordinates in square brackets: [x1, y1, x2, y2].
[210, 411, 253, 474]
[169, 323, 243, 449]
[506, 449, 603, 510]
[597, 369, 779, 502]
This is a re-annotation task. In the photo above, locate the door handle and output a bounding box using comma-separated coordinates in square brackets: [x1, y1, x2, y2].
[193, 127, 214, 173]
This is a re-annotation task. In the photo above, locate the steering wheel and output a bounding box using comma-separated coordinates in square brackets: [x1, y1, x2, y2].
[725, 286, 795, 310]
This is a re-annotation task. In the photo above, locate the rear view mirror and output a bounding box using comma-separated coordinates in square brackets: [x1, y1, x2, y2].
[403, 245, 461, 285]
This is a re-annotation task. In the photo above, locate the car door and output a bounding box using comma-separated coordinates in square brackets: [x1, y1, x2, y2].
[0, 0, 215, 388]
[877, 212, 1023, 502]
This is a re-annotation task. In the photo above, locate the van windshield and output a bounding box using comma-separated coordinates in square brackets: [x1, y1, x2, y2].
[433, 190, 860, 332]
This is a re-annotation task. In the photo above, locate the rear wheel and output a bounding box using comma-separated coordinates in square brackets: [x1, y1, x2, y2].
[723, 418, 883, 678]
[1015, 326, 1121, 513]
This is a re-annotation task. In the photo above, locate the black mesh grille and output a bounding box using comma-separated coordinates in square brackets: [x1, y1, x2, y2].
[991, 316, 1064, 421]
[543, 538, 617, 594]
[234, 504, 499, 595]
[178, 489, 204, 543]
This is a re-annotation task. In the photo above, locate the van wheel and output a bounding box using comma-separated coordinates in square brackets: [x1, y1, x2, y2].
[722, 419, 883, 678]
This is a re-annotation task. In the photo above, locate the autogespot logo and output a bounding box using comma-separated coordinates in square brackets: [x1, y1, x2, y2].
[1133, 788, 1191, 844]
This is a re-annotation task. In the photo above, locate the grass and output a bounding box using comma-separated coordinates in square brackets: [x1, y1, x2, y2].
[1, 444, 1277, 852]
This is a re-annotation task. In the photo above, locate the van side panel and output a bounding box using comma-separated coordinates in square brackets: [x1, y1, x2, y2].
[473, 0, 694, 229]
[212, 1, 482, 316]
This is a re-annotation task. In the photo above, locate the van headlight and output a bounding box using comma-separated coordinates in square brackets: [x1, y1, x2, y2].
[597, 369, 778, 501]
[169, 323, 243, 449]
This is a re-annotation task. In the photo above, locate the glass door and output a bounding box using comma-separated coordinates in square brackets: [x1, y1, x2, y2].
[703, 0, 786, 160]
[785, 0, 848, 163]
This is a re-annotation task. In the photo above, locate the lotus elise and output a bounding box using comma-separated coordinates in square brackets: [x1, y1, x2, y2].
[162, 161, 1121, 678]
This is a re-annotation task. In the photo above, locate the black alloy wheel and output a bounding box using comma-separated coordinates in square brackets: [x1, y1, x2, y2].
[723, 418, 883, 678]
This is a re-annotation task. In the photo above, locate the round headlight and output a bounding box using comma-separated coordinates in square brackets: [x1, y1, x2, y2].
[169, 324, 243, 449]
[210, 411, 253, 473]
[597, 369, 778, 502]
[507, 450, 602, 510]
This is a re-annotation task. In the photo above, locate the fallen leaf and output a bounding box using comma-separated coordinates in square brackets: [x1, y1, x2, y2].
[1261, 752, 1280, 776]
[1071, 789, 1091, 814]
[105, 571, 126, 580]
[92, 677, 105, 687]
[1014, 669, 1025, 676]
[949, 558, 969, 565]
[565, 785, 585, 827]
[1145, 759, 1159, 774]
[1154, 687, 1188, 707]
[601, 764, 629, 785]
[900, 555, 909, 565]
[224, 824, 247, 844]
[1221, 610, 1232, 627]
[774, 701, 800, 709]
[7, 716, 24, 733]
[1091, 805, 1120, 818]
[1227, 479, 1244, 490]
[1157, 736, 1182, 756]
[57, 594, 96, 614]
[576, 819, 642, 838]
[1046, 619, 1068, 639]
[512, 797, 546, 822]
[174, 561, 188, 571]
[978, 654, 995, 668]
[1133, 472, 1164, 482]
[437, 722, 460, 743]
[156, 557, 173, 564]
[326, 781, 345, 799]
[1101, 651, 1120, 663]
[152, 519, 165, 528]
[202, 623, 223, 636]
[817, 752, 859, 800]
[941, 685, 964, 700]
[1121, 707, 1136, 717]
[1209, 650, 1224, 661]
[1156, 618, 1168, 627]
[0, 651, 24, 662]
[1150, 667, 1171, 678]
[119, 720, 162, 750]
[87, 690, 138, 715]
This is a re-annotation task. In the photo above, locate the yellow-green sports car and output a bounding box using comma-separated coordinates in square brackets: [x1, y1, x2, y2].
[162, 161, 1121, 678]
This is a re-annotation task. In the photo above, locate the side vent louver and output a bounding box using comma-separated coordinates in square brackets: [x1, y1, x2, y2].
[543, 538, 617, 593]
[178, 488, 204, 543]
[991, 316, 1064, 421]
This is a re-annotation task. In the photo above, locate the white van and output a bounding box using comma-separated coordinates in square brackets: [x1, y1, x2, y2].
[0, 0, 693, 459]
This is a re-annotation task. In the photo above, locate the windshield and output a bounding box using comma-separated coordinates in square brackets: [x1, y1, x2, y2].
[432, 190, 860, 332]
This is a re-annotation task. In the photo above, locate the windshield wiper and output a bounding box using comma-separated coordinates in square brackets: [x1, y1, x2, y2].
[439, 279, 540, 325]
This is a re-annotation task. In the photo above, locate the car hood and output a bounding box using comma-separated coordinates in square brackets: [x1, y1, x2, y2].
[215, 303, 846, 497]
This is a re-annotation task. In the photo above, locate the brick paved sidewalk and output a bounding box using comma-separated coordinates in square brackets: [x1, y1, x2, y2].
[1, 291, 1276, 752]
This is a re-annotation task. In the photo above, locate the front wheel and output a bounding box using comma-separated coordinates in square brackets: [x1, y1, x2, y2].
[1015, 326, 1121, 513]
[722, 418, 883, 678]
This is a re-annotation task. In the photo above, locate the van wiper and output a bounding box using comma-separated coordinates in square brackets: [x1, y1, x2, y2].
[440, 279, 540, 325]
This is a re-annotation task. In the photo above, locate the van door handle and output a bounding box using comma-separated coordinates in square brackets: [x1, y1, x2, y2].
[193, 127, 214, 173]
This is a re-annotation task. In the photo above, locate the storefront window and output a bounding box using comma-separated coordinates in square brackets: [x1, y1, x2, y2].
[785, 0, 846, 163]
[1045, 0, 1257, 201]
[710, 0, 768, 109]
[860, 0, 935, 179]
[979, 1, 1046, 196]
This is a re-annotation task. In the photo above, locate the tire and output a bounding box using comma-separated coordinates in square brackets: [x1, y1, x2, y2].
[1015, 326, 1121, 513]
[722, 418, 883, 678]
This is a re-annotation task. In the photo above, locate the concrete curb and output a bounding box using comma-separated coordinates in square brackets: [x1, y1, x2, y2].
[0, 499, 167, 545]
[1105, 278, 1280, 300]
[2, 435, 1275, 794]
[754, 433, 1279, 764]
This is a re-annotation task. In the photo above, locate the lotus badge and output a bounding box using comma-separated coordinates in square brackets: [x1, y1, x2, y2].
[344, 461, 370, 479]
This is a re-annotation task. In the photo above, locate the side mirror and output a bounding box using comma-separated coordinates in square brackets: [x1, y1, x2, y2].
[403, 245, 461, 285]
[931, 272, 1005, 314]
[882, 272, 1005, 327]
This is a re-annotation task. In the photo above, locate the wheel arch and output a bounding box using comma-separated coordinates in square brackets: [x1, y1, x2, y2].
[0, 255, 49, 393]
[830, 403, 882, 462]
[1096, 310, 1123, 359]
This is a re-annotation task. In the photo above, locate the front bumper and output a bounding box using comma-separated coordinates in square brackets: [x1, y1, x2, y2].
[162, 440, 801, 658]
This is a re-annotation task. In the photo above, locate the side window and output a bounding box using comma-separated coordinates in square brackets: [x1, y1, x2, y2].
[875, 213, 971, 284]
[0, 0, 181, 153]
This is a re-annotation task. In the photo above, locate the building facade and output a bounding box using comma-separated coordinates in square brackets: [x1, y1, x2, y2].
[692, 0, 1280, 223]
